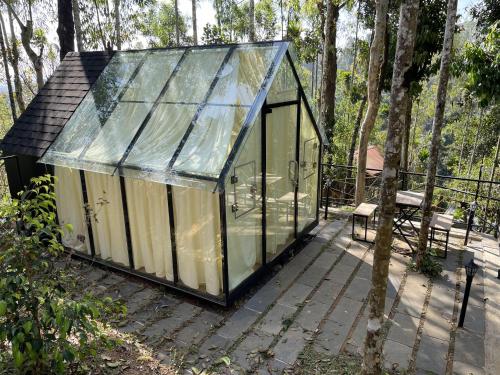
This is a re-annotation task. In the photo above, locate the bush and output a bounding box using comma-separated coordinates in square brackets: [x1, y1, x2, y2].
[0, 175, 119, 374]
[408, 252, 443, 278]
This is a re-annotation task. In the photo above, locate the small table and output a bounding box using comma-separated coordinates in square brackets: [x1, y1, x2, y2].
[394, 191, 424, 251]
[277, 192, 309, 221]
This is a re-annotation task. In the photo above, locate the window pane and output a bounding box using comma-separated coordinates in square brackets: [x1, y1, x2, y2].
[173, 105, 250, 177]
[161, 47, 229, 103]
[207, 45, 279, 106]
[267, 58, 297, 104]
[121, 50, 184, 102]
[83, 102, 153, 165]
[124, 103, 198, 170]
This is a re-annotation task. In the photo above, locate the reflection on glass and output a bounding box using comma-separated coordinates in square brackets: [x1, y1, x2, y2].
[297, 103, 319, 232]
[226, 120, 262, 290]
[267, 58, 297, 104]
[124, 103, 198, 170]
[173, 105, 249, 177]
[161, 48, 229, 103]
[121, 50, 184, 102]
[207, 45, 279, 106]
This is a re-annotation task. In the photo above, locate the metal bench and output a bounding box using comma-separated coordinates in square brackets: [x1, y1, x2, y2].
[352, 203, 378, 242]
[429, 213, 453, 258]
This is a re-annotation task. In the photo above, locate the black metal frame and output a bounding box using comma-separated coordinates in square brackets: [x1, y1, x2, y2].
[54, 42, 324, 307]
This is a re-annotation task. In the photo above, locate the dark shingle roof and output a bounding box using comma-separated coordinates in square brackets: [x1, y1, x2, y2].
[0, 51, 113, 157]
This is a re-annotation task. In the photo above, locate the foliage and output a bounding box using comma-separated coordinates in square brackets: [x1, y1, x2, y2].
[0, 175, 121, 374]
[408, 254, 443, 278]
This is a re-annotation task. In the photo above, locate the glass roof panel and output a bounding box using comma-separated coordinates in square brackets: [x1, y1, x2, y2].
[206, 45, 279, 106]
[161, 47, 229, 103]
[267, 57, 297, 104]
[123, 103, 198, 170]
[173, 104, 250, 177]
[121, 50, 184, 102]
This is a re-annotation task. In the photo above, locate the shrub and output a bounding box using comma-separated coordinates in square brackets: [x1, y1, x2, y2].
[408, 252, 443, 278]
[0, 175, 119, 374]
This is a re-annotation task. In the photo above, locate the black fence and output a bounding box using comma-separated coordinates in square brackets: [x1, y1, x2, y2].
[321, 164, 500, 238]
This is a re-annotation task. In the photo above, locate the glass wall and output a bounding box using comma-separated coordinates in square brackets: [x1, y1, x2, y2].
[225, 117, 263, 291]
[265, 105, 297, 260]
[297, 103, 320, 232]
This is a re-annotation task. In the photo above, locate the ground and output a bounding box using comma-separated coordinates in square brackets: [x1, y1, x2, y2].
[63, 209, 499, 374]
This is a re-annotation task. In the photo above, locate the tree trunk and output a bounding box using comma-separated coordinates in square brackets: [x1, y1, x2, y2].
[354, 0, 389, 206]
[416, 0, 458, 267]
[114, 0, 121, 50]
[249, 0, 255, 41]
[482, 135, 500, 231]
[408, 98, 420, 170]
[362, 0, 419, 372]
[7, 9, 25, 112]
[174, 0, 180, 46]
[72, 0, 84, 51]
[192, 0, 198, 45]
[400, 95, 413, 189]
[457, 107, 472, 175]
[0, 13, 16, 121]
[57, 0, 75, 61]
[348, 96, 367, 169]
[319, 2, 340, 149]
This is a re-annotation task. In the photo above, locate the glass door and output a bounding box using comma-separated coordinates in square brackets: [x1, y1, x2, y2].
[265, 105, 298, 260]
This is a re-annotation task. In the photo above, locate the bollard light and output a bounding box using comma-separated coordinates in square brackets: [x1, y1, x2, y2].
[458, 259, 479, 328]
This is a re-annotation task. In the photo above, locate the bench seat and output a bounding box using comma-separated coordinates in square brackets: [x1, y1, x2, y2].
[352, 203, 378, 242]
[429, 213, 453, 258]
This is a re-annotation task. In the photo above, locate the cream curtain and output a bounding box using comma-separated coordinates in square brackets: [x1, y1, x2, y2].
[54, 166, 90, 254]
[85, 171, 129, 266]
[125, 178, 173, 280]
[172, 187, 222, 295]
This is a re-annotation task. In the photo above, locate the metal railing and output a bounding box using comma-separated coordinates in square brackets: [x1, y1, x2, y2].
[321, 164, 500, 239]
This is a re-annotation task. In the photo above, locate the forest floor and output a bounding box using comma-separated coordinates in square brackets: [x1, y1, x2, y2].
[64, 209, 499, 375]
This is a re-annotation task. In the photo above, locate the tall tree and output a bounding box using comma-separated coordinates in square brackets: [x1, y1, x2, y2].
[319, 0, 344, 150]
[0, 12, 16, 121]
[57, 0, 75, 60]
[249, 0, 256, 41]
[416, 0, 458, 267]
[7, 8, 25, 112]
[174, 0, 180, 45]
[192, 0, 198, 45]
[72, 0, 84, 51]
[354, 0, 389, 205]
[2, 0, 45, 90]
[362, 0, 420, 372]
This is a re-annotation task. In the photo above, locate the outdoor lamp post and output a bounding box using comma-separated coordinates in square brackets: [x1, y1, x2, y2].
[458, 259, 479, 328]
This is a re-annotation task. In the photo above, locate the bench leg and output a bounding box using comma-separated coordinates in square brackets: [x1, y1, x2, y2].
[365, 216, 368, 241]
[352, 214, 355, 239]
[444, 230, 449, 259]
[429, 228, 434, 252]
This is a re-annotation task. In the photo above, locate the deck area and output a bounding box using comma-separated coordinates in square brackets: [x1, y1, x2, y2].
[65, 212, 499, 374]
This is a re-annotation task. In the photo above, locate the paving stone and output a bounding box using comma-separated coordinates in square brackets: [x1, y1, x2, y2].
[259, 303, 296, 335]
[458, 303, 485, 335]
[422, 307, 452, 341]
[327, 296, 363, 325]
[86, 267, 108, 283]
[118, 307, 158, 333]
[325, 263, 355, 285]
[274, 262, 306, 291]
[126, 288, 162, 315]
[357, 262, 372, 280]
[273, 326, 307, 365]
[396, 274, 429, 318]
[295, 299, 331, 332]
[343, 277, 370, 302]
[314, 318, 349, 355]
[197, 333, 232, 357]
[232, 330, 274, 370]
[387, 312, 419, 347]
[344, 310, 368, 355]
[454, 330, 485, 370]
[98, 272, 126, 288]
[415, 334, 449, 375]
[296, 265, 329, 287]
[112, 281, 145, 300]
[176, 310, 224, 347]
[453, 361, 486, 375]
[245, 284, 281, 313]
[217, 307, 260, 339]
[310, 280, 343, 305]
[277, 282, 313, 308]
[383, 339, 412, 372]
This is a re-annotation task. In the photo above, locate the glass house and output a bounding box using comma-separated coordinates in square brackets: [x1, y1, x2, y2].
[37, 41, 325, 305]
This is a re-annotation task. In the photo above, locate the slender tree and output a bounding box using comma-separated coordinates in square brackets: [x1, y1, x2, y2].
[174, 0, 180, 45]
[72, 0, 84, 51]
[192, 0, 198, 45]
[249, 0, 255, 41]
[362, 0, 420, 372]
[416, 0, 459, 267]
[354, 0, 389, 205]
[114, 0, 121, 50]
[57, 0, 75, 60]
[2, 0, 45, 90]
[319, 0, 343, 150]
[348, 95, 367, 169]
[0, 12, 16, 121]
[7, 8, 25, 112]
[400, 95, 413, 188]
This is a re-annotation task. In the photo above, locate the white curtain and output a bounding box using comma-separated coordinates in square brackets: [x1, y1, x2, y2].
[172, 187, 222, 296]
[54, 166, 90, 254]
[125, 178, 173, 280]
[85, 171, 129, 266]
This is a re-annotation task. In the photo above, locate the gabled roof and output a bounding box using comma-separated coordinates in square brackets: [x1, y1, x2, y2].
[2, 42, 324, 191]
[0, 51, 114, 157]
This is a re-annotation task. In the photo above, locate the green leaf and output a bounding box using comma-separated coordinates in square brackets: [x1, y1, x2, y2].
[215, 356, 231, 366]
[23, 321, 33, 333]
[0, 300, 7, 316]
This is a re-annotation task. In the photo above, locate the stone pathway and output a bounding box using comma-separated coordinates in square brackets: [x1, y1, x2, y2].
[66, 216, 499, 374]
